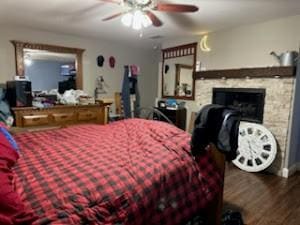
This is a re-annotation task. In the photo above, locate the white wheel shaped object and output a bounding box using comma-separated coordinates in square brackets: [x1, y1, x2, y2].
[232, 122, 277, 172]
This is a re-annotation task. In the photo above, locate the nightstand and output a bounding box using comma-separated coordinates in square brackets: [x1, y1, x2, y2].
[154, 107, 187, 130]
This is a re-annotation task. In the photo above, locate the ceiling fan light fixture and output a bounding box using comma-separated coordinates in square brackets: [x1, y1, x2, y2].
[121, 12, 133, 27]
[136, 0, 151, 5]
[132, 10, 143, 30]
[120, 9, 153, 30]
[142, 14, 152, 27]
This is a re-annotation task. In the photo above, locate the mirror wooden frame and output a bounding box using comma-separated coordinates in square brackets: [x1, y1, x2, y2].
[11, 40, 85, 90]
[162, 42, 197, 100]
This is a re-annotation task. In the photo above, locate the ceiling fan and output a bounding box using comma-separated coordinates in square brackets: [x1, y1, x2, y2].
[100, 0, 199, 30]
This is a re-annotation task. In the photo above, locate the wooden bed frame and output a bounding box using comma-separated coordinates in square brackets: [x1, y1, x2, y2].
[206, 144, 226, 225]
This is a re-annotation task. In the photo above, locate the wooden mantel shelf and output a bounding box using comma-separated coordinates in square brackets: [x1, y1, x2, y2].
[195, 66, 296, 80]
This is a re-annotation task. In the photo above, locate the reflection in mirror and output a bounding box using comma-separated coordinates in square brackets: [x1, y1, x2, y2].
[23, 49, 76, 94]
[176, 64, 193, 97]
[162, 43, 197, 100]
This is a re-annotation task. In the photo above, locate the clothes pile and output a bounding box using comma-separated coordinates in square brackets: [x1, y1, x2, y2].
[32, 89, 94, 107]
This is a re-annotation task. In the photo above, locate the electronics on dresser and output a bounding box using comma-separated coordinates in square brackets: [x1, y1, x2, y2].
[6, 81, 32, 107]
[158, 100, 166, 108]
[58, 77, 76, 94]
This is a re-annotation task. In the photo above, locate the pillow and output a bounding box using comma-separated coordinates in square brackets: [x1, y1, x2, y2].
[0, 123, 37, 225]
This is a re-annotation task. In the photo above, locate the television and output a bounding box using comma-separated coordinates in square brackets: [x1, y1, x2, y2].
[61, 64, 76, 76]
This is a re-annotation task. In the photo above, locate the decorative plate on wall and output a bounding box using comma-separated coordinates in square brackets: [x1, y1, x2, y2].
[233, 122, 277, 172]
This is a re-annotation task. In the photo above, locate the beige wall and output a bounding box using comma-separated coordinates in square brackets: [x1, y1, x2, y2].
[198, 15, 300, 70]
[161, 14, 300, 69]
[0, 25, 159, 108]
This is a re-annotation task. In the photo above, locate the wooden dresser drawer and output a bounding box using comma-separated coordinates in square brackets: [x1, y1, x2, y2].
[52, 113, 75, 123]
[12, 104, 110, 128]
[78, 110, 98, 121]
[22, 115, 49, 127]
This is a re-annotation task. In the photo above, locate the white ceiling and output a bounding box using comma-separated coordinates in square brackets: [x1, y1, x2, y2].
[1, 0, 300, 48]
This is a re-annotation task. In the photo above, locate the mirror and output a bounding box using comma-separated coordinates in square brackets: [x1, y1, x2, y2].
[162, 43, 197, 100]
[23, 49, 77, 93]
[11, 41, 85, 91]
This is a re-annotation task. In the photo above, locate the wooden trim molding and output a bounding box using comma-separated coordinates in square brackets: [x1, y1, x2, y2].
[162, 43, 198, 59]
[195, 66, 296, 80]
[10, 40, 85, 89]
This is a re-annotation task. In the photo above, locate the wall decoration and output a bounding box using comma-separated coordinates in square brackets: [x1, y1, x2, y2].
[164, 65, 169, 74]
[233, 122, 277, 172]
[109, 56, 116, 68]
[97, 55, 105, 67]
[200, 35, 211, 52]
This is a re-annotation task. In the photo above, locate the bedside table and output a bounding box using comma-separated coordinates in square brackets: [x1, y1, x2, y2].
[154, 107, 187, 130]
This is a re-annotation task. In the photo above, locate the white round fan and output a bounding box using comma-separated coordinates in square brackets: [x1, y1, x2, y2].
[233, 122, 277, 172]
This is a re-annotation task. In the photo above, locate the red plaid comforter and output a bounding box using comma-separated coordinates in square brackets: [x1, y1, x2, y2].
[13, 119, 222, 225]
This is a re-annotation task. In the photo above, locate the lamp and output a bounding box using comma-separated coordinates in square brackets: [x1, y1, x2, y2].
[121, 13, 133, 27]
[121, 10, 152, 30]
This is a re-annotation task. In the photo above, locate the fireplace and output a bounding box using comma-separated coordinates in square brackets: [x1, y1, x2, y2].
[212, 88, 266, 123]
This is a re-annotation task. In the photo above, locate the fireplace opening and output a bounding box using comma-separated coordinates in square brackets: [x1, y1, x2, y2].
[212, 88, 266, 123]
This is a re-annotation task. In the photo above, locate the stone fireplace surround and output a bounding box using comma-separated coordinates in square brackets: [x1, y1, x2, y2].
[194, 67, 296, 175]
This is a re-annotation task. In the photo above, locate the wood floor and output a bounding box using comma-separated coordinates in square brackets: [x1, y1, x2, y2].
[223, 164, 300, 225]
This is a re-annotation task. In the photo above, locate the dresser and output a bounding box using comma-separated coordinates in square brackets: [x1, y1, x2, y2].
[154, 107, 187, 130]
[12, 103, 111, 129]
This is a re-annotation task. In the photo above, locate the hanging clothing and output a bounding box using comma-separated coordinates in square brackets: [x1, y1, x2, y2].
[130, 65, 140, 76]
[121, 66, 140, 118]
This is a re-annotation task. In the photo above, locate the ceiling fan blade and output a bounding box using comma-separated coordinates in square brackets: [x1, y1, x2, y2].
[145, 11, 163, 27]
[155, 3, 199, 13]
[102, 12, 124, 21]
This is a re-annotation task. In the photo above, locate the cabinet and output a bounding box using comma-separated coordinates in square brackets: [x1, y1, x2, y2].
[12, 103, 111, 129]
[154, 107, 187, 130]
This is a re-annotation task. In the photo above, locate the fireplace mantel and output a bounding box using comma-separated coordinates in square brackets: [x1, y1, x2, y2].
[195, 66, 296, 80]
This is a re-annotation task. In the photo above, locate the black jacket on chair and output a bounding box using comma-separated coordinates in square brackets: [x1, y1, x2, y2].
[191, 104, 241, 161]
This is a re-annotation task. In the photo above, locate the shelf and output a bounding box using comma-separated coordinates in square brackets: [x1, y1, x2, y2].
[194, 66, 296, 80]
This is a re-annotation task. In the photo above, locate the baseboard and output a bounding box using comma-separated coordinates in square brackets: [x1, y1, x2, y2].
[282, 162, 300, 178]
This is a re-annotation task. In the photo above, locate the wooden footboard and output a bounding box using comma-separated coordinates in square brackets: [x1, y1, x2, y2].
[205, 144, 226, 225]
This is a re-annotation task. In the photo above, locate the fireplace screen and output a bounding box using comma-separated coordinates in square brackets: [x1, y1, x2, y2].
[212, 88, 266, 123]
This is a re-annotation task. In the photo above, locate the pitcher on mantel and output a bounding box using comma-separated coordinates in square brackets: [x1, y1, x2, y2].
[270, 51, 299, 66]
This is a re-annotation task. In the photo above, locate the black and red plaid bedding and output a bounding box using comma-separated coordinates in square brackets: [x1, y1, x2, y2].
[13, 119, 222, 225]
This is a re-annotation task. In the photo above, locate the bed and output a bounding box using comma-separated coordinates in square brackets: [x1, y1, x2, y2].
[1, 119, 225, 225]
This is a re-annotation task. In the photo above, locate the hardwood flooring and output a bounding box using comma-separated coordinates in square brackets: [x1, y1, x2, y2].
[223, 164, 300, 225]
